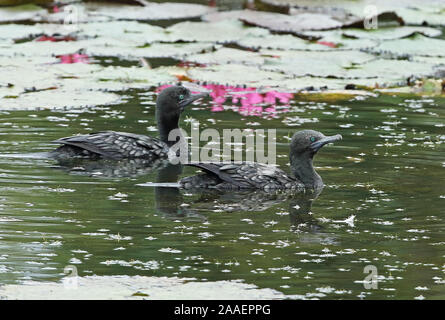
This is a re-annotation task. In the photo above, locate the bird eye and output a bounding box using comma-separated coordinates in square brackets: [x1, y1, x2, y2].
[179, 94, 184, 100]
[310, 137, 316, 142]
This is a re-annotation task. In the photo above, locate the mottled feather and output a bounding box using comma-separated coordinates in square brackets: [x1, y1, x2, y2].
[180, 162, 303, 191]
[51, 131, 169, 160]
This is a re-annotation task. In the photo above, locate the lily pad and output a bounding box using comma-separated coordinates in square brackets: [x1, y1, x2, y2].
[202, 9, 253, 23]
[0, 38, 122, 58]
[0, 88, 122, 111]
[47, 63, 177, 90]
[203, 9, 360, 33]
[0, 59, 177, 110]
[344, 59, 439, 82]
[186, 64, 288, 87]
[342, 26, 442, 40]
[260, 49, 376, 78]
[261, 77, 366, 92]
[83, 1, 215, 21]
[259, 0, 445, 26]
[166, 19, 269, 43]
[236, 33, 376, 51]
[237, 33, 330, 51]
[0, 275, 299, 300]
[0, 37, 211, 61]
[77, 21, 168, 45]
[185, 47, 265, 66]
[240, 10, 344, 33]
[369, 34, 445, 58]
[0, 24, 45, 40]
[88, 42, 215, 60]
[411, 56, 445, 66]
[0, 4, 45, 22]
[396, 7, 445, 26]
[89, 65, 177, 86]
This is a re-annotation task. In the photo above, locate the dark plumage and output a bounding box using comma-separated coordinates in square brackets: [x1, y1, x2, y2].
[180, 130, 342, 190]
[49, 86, 208, 160]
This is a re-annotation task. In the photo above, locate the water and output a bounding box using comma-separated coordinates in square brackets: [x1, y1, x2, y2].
[0, 88, 444, 299]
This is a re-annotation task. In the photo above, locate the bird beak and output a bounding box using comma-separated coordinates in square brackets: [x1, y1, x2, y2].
[179, 92, 209, 110]
[310, 134, 342, 152]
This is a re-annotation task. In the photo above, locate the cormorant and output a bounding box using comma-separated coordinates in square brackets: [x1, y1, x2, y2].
[49, 86, 208, 160]
[180, 130, 342, 190]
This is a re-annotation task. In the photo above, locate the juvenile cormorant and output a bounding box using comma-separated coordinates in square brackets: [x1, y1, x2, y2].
[180, 130, 342, 190]
[49, 86, 208, 160]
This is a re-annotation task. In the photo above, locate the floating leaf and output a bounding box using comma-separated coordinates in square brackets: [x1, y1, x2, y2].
[166, 19, 269, 43]
[0, 23, 45, 40]
[345, 59, 439, 82]
[260, 50, 375, 78]
[259, 0, 445, 26]
[0, 89, 121, 111]
[185, 47, 265, 66]
[0, 275, 297, 300]
[76, 21, 168, 45]
[0, 60, 176, 109]
[88, 42, 215, 60]
[83, 1, 215, 21]
[0, 36, 213, 61]
[239, 10, 344, 33]
[237, 32, 375, 51]
[237, 33, 331, 51]
[393, 7, 445, 26]
[300, 29, 378, 50]
[203, 9, 360, 33]
[0, 4, 45, 23]
[369, 34, 445, 58]
[89, 65, 177, 87]
[342, 26, 442, 40]
[186, 64, 288, 87]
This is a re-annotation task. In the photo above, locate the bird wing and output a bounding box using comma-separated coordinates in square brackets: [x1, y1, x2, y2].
[185, 162, 294, 189]
[52, 131, 169, 159]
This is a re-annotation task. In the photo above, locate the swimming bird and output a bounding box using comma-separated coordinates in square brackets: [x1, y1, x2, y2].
[49, 86, 208, 160]
[179, 130, 342, 190]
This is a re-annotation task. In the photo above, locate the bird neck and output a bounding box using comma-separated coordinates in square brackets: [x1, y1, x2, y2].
[290, 153, 323, 187]
[157, 112, 180, 146]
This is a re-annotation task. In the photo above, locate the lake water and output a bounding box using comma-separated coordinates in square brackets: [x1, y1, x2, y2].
[0, 88, 443, 299]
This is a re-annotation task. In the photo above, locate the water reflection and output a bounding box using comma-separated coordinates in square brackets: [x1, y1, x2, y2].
[288, 187, 338, 245]
[52, 157, 169, 178]
[153, 176, 329, 234]
[154, 163, 206, 221]
[289, 187, 323, 231]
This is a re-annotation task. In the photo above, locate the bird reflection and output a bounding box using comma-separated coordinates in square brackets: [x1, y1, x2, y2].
[289, 187, 324, 231]
[154, 163, 207, 222]
[289, 187, 339, 245]
[52, 157, 170, 178]
[154, 175, 328, 236]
